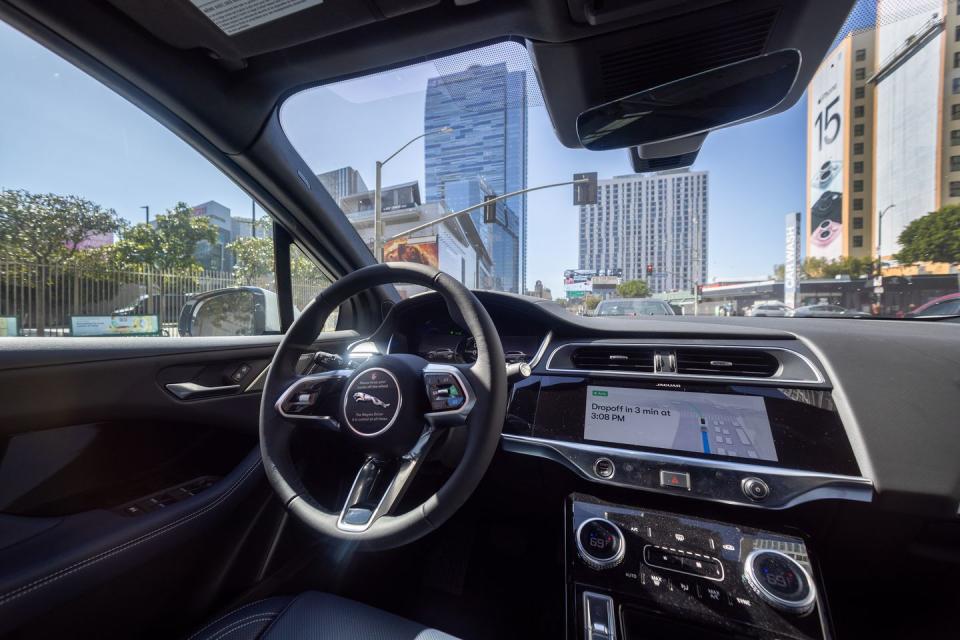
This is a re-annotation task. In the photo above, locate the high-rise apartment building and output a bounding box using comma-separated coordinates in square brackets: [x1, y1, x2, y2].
[424, 63, 528, 293]
[805, 0, 959, 273]
[578, 170, 708, 294]
[806, 27, 877, 260]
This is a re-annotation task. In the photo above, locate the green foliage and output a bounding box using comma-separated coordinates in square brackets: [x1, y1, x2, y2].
[771, 263, 785, 280]
[801, 256, 872, 279]
[228, 236, 275, 284]
[615, 279, 651, 298]
[584, 294, 601, 310]
[112, 202, 216, 270]
[0, 189, 125, 263]
[894, 205, 960, 265]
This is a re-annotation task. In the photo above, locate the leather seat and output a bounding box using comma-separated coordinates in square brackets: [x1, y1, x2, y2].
[186, 592, 460, 640]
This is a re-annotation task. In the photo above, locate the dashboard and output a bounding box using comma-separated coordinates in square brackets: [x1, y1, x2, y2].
[372, 289, 960, 640]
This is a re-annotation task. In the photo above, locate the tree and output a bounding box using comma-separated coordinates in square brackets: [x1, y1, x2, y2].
[228, 236, 274, 284]
[584, 294, 601, 311]
[803, 256, 872, 279]
[616, 279, 651, 298]
[895, 205, 960, 265]
[112, 202, 216, 270]
[771, 264, 785, 280]
[0, 189, 125, 263]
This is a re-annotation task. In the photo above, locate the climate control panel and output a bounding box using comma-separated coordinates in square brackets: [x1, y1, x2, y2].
[568, 494, 827, 640]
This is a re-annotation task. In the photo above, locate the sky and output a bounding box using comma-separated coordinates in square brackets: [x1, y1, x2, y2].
[1, 19, 808, 298]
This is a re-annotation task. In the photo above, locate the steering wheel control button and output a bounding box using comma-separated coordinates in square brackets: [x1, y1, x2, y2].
[342, 367, 402, 437]
[593, 457, 615, 479]
[659, 470, 691, 490]
[742, 549, 816, 616]
[425, 372, 466, 411]
[742, 477, 771, 501]
[576, 517, 626, 570]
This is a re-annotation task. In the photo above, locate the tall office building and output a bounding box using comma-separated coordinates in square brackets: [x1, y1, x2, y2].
[424, 63, 528, 293]
[578, 170, 708, 295]
[806, 26, 877, 260]
[316, 166, 368, 207]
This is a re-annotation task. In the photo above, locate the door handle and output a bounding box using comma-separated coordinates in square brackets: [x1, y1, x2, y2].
[165, 382, 241, 400]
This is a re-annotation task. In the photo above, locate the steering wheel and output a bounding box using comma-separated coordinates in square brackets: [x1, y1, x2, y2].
[260, 262, 507, 549]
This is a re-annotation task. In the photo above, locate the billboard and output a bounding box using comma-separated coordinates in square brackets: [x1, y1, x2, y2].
[70, 315, 160, 337]
[383, 235, 439, 268]
[784, 212, 801, 309]
[807, 43, 846, 260]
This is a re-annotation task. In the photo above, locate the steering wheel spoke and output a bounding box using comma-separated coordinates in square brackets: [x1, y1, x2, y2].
[422, 363, 476, 429]
[274, 369, 352, 431]
[337, 426, 442, 532]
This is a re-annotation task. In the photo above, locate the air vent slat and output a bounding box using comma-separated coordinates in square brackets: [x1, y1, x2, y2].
[571, 346, 655, 373]
[675, 348, 779, 378]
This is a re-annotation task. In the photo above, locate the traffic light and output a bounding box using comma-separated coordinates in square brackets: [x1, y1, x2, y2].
[483, 195, 498, 224]
[573, 172, 598, 205]
[646, 263, 654, 276]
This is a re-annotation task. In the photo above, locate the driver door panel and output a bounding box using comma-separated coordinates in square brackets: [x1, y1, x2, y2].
[0, 333, 355, 637]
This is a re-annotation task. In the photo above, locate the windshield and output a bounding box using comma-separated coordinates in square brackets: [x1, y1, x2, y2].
[279, 1, 959, 319]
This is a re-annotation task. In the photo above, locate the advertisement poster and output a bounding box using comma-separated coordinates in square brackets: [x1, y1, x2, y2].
[0, 317, 19, 337]
[71, 315, 160, 337]
[383, 236, 439, 268]
[808, 45, 845, 260]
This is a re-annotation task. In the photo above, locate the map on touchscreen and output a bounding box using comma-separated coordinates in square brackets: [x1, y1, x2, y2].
[584, 386, 778, 461]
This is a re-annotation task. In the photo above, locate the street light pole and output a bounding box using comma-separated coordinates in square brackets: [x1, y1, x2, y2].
[876, 204, 895, 313]
[140, 205, 150, 225]
[374, 126, 453, 262]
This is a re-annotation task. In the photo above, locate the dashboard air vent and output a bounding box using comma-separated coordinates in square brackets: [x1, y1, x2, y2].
[571, 346, 656, 372]
[675, 348, 779, 378]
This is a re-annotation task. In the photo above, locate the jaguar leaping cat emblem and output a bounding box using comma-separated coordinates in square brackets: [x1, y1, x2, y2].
[352, 392, 391, 408]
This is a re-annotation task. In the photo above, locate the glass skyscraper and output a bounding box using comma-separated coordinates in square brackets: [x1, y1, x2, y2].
[424, 63, 528, 293]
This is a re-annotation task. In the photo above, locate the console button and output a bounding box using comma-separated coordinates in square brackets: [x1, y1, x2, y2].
[659, 470, 691, 490]
[593, 457, 615, 479]
[644, 546, 683, 571]
[742, 476, 770, 501]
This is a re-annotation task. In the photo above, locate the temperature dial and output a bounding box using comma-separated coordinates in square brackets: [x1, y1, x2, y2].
[576, 517, 625, 570]
[743, 549, 816, 615]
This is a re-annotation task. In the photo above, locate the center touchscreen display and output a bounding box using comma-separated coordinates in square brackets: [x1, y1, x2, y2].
[584, 385, 779, 461]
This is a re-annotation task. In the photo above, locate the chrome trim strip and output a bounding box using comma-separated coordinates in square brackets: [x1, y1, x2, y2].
[501, 433, 873, 510]
[274, 369, 351, 426]
[528, 330, 553, 368]
[545, 342, 825, 385]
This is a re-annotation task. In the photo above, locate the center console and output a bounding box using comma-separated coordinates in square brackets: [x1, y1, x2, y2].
[568, 494, 829, 640]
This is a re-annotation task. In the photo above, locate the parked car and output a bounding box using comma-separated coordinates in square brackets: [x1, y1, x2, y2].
[746, 302, 789, 317]
[594, 298, 675, 316]
[907, 292, 960, 317]
[113, 293, 188, 321]
[790, 304, 870, 318]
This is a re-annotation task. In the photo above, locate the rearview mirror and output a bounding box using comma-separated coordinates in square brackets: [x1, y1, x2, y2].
[178, 286, 281, 337]
[577, 49, 800, 150]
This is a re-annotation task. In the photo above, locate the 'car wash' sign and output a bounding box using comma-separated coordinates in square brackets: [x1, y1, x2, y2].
[784, 211, 801, 309]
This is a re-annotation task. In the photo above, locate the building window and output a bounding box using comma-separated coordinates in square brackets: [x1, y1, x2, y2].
[854, 161, 864, 174]
[854, 105, 865, 118]
[955, 51, 960, 68]
[954, 104, 960, 121]
[853, 198, 864, 211]
[953, 155, 960, 171]
[951, 181, 960, 197]
[853, 235, 864, 248]
[853, 180, 864, 192]
[954, 78, 960, 95]
[855, 48, 866, 62]
[853, 217, 864, 229]
[855, 86, 865, 99]
[956, 25, 960, 41]
[854, 142, 864, 155]
[855, 67, 865, 80]
[952, 130, 960, 146]
[854, 124, 865, 137]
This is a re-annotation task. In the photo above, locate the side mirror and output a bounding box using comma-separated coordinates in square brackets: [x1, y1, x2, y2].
[178, 286, 282, 337]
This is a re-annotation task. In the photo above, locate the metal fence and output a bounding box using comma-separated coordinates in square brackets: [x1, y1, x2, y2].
[0, 261, 328, 337]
